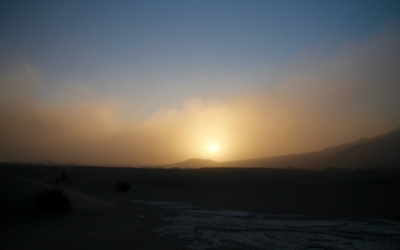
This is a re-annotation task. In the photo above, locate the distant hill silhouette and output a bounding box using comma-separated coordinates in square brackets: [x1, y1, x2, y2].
[326, 127, 400, 168]
[167, 158, 219, 168]
[171, 127, 400, 169]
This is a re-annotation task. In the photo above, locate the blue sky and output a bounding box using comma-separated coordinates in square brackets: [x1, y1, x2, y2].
[2, 1, 399, 107]
[1, 1, 400, 164]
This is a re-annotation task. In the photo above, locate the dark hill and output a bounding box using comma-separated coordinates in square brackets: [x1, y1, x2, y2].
[166, 158, 218, 168]
[327, 126, 400, 168]
[171, 127, 400, 169]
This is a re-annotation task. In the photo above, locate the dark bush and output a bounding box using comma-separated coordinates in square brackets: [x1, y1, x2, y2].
[35, 187, 72, 213]
[61, 171, 67, 181]
[56, 171, 67, 182]
[115, 181, 131, 192]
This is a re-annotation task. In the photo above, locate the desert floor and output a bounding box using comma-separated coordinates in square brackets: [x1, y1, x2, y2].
[1, 164, 400, 249]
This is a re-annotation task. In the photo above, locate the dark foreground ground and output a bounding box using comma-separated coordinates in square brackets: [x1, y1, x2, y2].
[1, 164, 400, 249]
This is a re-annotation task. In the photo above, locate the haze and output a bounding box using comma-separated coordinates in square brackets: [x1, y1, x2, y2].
[1, 1, 400, 165]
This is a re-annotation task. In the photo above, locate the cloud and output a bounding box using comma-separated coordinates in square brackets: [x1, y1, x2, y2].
[1, 29, 400, 165]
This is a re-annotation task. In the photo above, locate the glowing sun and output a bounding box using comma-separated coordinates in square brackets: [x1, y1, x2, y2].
[209, 144, 217, 152]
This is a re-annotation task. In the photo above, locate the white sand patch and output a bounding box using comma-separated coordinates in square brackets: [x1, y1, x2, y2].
[128, 200, 400, 250]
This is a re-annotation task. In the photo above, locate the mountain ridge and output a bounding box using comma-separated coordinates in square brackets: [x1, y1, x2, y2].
[169, 127, 400, 169]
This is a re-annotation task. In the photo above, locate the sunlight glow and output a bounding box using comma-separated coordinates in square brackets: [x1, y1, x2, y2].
[209, 144, 217, 152]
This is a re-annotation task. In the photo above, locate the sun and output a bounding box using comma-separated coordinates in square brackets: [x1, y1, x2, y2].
[209, 144, 217, 152]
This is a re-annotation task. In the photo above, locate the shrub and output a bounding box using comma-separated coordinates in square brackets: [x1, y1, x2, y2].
[35, 187, 72, 213]
[61, 171, 67, 181]
[115, 181, 131, 192]
[55, 171, 67, 182]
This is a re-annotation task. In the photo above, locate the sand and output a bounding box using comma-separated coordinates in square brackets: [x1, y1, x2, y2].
[1, 163, 400, 249]
[0, 166, 184, 250]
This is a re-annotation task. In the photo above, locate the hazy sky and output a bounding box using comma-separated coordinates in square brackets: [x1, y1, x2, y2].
[1, 1, 400, 165]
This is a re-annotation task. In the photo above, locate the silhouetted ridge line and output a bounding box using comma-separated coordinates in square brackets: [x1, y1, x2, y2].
[168, 126, 400, 169]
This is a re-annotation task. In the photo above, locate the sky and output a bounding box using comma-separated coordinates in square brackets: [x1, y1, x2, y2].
[1, 0, 400, 166]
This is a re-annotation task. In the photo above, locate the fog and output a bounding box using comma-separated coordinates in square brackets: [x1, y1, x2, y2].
[1, 30, 399, 165]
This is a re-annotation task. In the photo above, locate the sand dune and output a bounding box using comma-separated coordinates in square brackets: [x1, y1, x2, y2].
[0, 170, 112, 218]
[0, 165, 187, 250]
